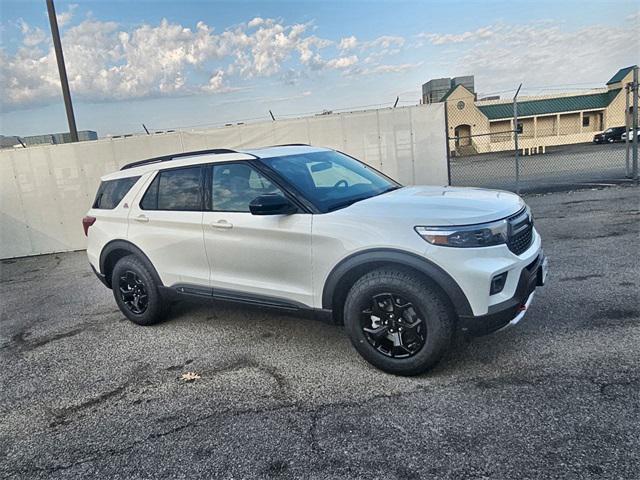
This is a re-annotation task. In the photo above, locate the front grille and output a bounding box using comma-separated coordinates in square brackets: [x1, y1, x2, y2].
[507, 208, 533, 255]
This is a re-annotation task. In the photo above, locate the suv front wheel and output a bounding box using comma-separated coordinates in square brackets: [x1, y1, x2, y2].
[343, 268, 454, 376]
[112, 255, 168, 326]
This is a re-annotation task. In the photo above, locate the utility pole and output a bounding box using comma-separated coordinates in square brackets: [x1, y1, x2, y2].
[46, 0, 79, 142]
[513, 83, 522, 193]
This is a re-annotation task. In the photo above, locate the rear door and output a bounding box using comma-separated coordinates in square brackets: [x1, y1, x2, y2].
[127, 165, 209, 288]
[202, 162, 313, 307]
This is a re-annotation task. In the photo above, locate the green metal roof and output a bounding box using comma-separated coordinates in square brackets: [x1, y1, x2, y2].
[477, 89, 621, 120]
[607, 66, 636, 85]
[439, 86, 457, 102]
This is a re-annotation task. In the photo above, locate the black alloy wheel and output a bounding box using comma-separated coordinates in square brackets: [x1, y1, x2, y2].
[361, 293, 426, 358]
[118, 270, 149, 314]
[343, 267, 454, 375]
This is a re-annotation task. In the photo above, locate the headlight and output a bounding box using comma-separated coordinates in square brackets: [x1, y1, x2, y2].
[415, 219, 508, 248]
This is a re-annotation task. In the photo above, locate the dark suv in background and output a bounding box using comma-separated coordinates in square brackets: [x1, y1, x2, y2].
[593, 126, 626, 144]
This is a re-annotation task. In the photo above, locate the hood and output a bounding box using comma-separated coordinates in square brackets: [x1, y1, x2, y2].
[340, 186, 525, 226]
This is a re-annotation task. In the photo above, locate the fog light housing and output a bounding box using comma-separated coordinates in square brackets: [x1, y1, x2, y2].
[490, 272, 508, 295]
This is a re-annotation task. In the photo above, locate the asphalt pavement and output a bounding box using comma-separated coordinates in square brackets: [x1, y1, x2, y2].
[1, 185, 639, 479]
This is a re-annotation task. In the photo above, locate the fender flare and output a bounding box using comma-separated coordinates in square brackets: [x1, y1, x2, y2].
[99, 239, 164, 288]
[321, 248, 473, 318]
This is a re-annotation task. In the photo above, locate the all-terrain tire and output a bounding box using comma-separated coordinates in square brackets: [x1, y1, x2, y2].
[112, 255, 169, 326]
[343, 268, 455, 376]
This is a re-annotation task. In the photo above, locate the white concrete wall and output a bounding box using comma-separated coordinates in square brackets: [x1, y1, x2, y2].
[0, 104, 447, 259]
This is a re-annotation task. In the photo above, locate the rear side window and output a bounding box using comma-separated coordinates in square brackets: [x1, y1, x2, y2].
[140, 166, 203, 211]
[93, 176, 140, 209]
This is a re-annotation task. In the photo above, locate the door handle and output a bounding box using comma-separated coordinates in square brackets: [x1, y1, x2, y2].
[134, 214, 149, 223]
[211, 220, 233, 230]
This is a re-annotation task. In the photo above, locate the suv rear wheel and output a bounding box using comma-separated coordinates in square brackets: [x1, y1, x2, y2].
[343, 268, 454, 376]
[112, 255, 168, 326]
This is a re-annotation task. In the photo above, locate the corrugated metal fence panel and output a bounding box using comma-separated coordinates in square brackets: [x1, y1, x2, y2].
[0, 104, 446, 258]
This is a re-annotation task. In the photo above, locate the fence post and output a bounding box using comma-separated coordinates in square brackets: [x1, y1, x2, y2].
[444, 101, 452, 186]
[625, 83, 631, 177]
[513, 84, 522, 194]
[632, 66, 639, 183]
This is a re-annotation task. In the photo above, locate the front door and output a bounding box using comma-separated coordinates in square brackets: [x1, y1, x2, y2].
[202, 162, 313, 307]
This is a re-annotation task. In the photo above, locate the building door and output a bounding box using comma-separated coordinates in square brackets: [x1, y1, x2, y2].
[454, 124, 472, 147]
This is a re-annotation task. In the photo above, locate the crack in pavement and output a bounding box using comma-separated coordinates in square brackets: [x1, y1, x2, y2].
[4, 370, 639, 477]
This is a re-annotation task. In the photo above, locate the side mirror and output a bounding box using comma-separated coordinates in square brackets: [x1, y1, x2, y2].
[249, 194, 297, 215]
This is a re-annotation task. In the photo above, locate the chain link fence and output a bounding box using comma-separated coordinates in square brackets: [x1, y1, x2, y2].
[445, 67, 639, 192]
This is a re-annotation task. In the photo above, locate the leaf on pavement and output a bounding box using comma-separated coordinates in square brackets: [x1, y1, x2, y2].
[181, 372, 201, 382]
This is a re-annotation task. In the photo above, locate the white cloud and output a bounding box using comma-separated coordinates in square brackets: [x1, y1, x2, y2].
[419, 20, 638, 95]
[0, 16, 414, 109]
[326, 55, 358, 69]
[409, 19, 638, 100]
[18, 20, 46, 46]
[202, 70, 225, 92]
[416, 27, 494, 46]
[344, 62, 423, 77]
[365, 62, 423, 74]
[247, 17, 264, 28]
[339, 35, 357, 51]
[364, 35, 405, 50]
[57, 4, 78, 28]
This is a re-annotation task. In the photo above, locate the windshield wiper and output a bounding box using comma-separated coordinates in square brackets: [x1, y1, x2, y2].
[326, 186, 401, 212]
[326, 195, 373, 212]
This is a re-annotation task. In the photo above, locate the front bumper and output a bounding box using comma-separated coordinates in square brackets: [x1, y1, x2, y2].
[459, 253, 548, 336]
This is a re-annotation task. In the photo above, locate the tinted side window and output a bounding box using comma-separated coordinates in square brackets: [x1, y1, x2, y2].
[212, 163, 283, 212]
[140, 167, 203, 211]
[140, 175, 159, 210]
[93, 176, 140, 209]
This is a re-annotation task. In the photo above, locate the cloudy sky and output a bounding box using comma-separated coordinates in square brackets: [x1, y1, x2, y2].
[1, 0, 637, 137]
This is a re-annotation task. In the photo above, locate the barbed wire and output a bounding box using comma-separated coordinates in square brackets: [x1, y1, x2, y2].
[147, 79, 619, 133]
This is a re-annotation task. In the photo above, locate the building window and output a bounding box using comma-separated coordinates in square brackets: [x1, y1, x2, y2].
[582, 116, 590, 127]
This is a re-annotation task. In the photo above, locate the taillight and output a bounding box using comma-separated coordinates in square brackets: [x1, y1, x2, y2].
[82, 216, 96, 236]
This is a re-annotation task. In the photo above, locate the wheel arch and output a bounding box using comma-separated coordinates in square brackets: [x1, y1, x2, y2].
[99, 240, 164, 289]
[321, 248, 473, 323]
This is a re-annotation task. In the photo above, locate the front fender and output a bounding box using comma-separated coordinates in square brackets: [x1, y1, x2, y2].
[321, 248, 473, 318]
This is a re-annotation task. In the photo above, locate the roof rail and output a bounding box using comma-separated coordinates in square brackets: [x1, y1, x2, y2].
[120, 148, 238, 170]
[270, 143, 310, 147]
[245, 143, 311, 151]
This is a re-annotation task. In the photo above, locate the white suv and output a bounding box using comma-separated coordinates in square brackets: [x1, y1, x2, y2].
[85, 145, 547, 375]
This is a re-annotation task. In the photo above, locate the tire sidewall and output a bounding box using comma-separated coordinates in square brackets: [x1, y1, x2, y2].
[112, 256, 165, 326]
[343, 272, 453, 375]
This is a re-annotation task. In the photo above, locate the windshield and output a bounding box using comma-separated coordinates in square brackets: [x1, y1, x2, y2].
[261, 150, 400, 212]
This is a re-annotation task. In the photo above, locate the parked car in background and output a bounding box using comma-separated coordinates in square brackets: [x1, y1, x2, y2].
[621, 128, 640, 142]
[593, 126, 627, 144]
[84, 145, 547, 376]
